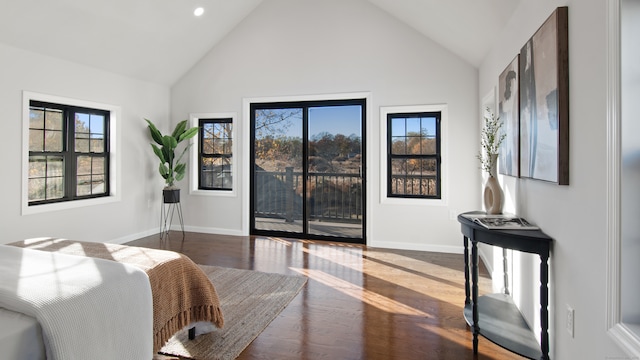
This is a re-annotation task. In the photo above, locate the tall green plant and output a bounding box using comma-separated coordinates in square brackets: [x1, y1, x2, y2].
[145, 119, 198, 188]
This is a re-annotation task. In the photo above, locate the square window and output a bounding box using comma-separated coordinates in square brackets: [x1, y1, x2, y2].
[28, 100, 110, 205]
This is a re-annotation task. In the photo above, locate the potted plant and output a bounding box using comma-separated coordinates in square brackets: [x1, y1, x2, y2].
[477, 107, 506, 214]
[146, 119, 199, 203]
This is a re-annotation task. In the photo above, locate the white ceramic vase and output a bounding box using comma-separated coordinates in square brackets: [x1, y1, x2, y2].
[483, 154, 504, 215]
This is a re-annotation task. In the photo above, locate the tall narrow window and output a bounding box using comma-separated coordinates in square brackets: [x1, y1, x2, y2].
[199, 118, 233, 190]
[387, 111, 441, 199]
[28, 101, 109, 205]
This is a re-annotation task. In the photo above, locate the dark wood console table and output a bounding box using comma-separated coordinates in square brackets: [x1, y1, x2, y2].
[458, 211, 552, 360]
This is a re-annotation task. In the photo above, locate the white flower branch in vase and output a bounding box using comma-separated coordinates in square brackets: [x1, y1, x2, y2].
[477, 107, 506, 214]
[477, 107, 506, 178]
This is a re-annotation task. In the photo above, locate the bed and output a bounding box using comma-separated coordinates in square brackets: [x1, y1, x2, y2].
[0, 244, 153, 359]
[0, 301, 45, 359]
[3, 238, 224, 359]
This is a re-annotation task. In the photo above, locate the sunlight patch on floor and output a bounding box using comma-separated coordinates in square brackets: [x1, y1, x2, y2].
[362, 250, 463, 278]
[415, 322, 470, 348]
[291, 267, 431, 317]
[298, 245, 464, 299]
[265, 237, 294, 246]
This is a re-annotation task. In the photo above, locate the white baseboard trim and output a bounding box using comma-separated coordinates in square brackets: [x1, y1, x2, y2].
[109, 228, 159, 244]
[367, 240, 463, 254]
[181, 225, 245, 237]
[110, 225, 244, 244]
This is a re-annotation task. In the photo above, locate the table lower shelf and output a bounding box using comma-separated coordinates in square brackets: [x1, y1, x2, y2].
[464, 293, 542, 359]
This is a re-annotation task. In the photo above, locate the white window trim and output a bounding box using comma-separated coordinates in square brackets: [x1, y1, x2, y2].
[189, 112, 237, 197]
[379, 104, 448, 206]
[605, 0, 640, 357]
[21, 91, 121, 215]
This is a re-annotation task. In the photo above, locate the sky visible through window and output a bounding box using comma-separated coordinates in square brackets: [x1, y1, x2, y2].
[76, 113, 105, 139]
[281, 105, 436, 139]
[284, 105, 362, 138]
[391, 116, 437, 139]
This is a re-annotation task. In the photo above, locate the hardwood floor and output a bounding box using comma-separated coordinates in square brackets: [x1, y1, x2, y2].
[128, 232, 524, 360]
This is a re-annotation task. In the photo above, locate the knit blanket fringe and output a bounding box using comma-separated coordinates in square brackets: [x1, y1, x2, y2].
[155, 305, 225, 352]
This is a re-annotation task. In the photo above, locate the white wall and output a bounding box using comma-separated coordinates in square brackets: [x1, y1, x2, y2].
[0, 43, 170, 244]
[480, 0, 628, 358]
[171, 0, 480, 252]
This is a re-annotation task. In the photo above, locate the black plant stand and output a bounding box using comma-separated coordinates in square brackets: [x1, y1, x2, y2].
[160, 190, 185, 242]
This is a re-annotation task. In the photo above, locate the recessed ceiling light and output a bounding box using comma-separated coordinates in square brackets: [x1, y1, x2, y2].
[194, 7, 204, 17]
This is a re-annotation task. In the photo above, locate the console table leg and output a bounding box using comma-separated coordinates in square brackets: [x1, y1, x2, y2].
[464, 236, 470, 306]
[503, 248, 510, 295]
[540, 255, 550, 360]
[471, 240, 479, 354]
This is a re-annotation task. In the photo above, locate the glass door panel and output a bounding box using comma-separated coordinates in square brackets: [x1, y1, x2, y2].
[251, 100, 365, 243]
[307, 106, 363, 238]
[253, 108, 304, 234]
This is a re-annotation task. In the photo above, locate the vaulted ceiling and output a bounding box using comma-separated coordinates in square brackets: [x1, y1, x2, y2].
[0, 0, 521, 85]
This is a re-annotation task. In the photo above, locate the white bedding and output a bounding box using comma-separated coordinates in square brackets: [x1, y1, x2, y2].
[0, 244, 153, 359]
[0, 307, 44, 359]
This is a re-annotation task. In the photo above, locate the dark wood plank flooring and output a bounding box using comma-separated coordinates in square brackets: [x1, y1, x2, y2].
[128, 232, 524, 360]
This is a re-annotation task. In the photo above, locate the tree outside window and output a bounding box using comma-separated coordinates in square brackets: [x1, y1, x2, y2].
[199, 118, 232, 190]
[387, 112, 441, 199]
[28, 101, 109, 205]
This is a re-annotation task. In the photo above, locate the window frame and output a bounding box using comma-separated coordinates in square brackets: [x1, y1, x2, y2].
[380, 104, 448, 206]
[22, 91, 121, 215]
[387, 111, 441, 199]
[198, 117, 233, 191]
[248, 98, 367, 243]
[242, 92, 372, 237]
[190, 112, 237, 197]
[28, 100, 110, 205]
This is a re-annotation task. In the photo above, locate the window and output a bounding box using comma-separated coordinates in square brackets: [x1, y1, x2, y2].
[28, 100, 109, 205]
[190, 112, 236, 196]
[387, 111, 441, 199]
[199, 118, 233, 190]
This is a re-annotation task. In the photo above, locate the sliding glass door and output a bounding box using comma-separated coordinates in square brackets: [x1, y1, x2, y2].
[250, 99, 365, 243]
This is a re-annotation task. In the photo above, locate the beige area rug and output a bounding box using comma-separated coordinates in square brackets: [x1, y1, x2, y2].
[159, 265, 307, 360]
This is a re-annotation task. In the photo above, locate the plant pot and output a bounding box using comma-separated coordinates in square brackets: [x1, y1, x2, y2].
[163, 188, 180, 204]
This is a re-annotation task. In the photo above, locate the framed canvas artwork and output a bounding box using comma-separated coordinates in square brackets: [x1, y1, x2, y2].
[498, 55, 520, 177]
[519, 6, 569, 185]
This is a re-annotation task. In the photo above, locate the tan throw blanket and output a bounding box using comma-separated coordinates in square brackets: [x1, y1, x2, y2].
[9, 238, 224, 353]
